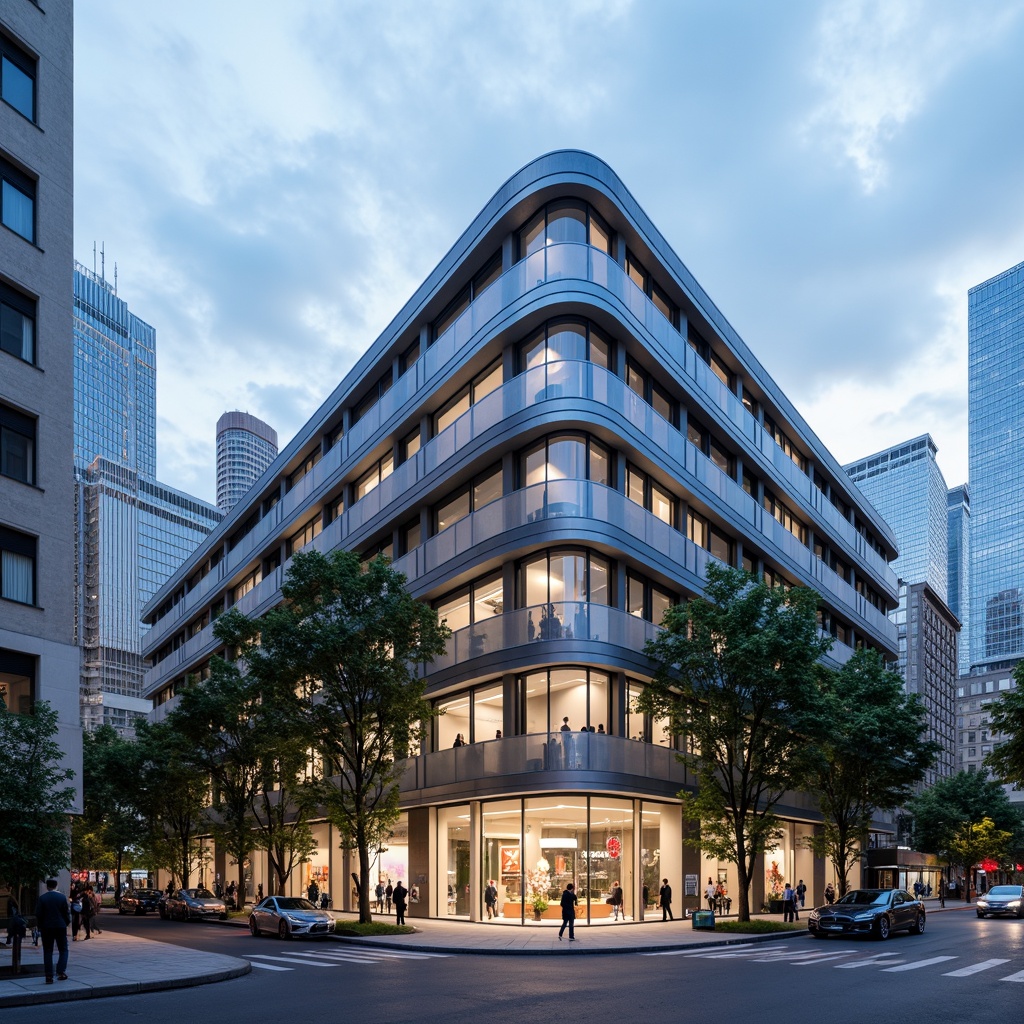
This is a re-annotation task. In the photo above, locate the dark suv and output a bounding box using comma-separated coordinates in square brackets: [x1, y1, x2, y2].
[119, 888, 164, 915]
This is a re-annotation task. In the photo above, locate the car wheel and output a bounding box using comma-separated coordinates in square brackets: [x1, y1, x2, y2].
[977, 911, 986, 918]
[909, 913, 925, 935]
[1018, 907, 1024, 919]
[249, 917, 260, 937]
[135, 906, 144, 916]
[278, 920, 290, 941]
[118, 904, 127, 916]
[875, 915, 890, 940]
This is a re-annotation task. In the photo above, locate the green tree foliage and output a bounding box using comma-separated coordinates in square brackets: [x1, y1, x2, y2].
[911, 770, 1024, 898]
[236, 550, 449, 923]
[984, 661, 1024, 787]
[0, 702, 75, 896]
[803, 650, 938, 896]
[637, 564, 831, 921]
[78, 725, 145, 900]
[133, 720, 210, 888]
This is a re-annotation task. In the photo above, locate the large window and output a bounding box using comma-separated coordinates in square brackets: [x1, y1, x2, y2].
[626, 573, 676, 625]
[433, 251, 501, 340]
[434, 463, 502, 533]
[517, 200, 612, 260]
[764, 489, 808, 545]
[1, 155, 35, 243]
[434, 571, 503, 633]
[626, 680, 672, 746]
[1, 34, 35, 121]
[688, 417, 735, 478]
[519, 548, 610, 614]
[519, 318, 612, 371]
[0, 648, 34, 714]
[520, 667, 610, 734]
[435, 679, 504, 747]
[688, 326, 734, 390]
[687, 508, 734, 565]
[520, 434, 610, 488]
[354, 451, 394, 501]
[353, 370, 394, 423]
[625, 250, 677, 326]
[625, 463, 675, 526]
[0, 282, 35, 363]
[626, 358, 674, 423]
[434, 359, 502, 435]
[0, 525, 35, 605]
[763, 413, 807, 473]
[287, 514, 322, 555]
[0, 402, 35, 485]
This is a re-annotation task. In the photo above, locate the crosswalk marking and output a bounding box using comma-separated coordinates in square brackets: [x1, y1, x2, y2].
[942, 958, 1010, 977]
[248, 954, 342, 967]
[248, 961, 291, 972]
[245, 946, 455, 973]
[882, 956, 957, 972]
[1001, 970, 1024, 983]
[835, 953, 904, 969]
[301, 948, 451, 960]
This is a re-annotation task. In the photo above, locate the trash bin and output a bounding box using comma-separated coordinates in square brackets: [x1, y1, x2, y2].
[691, 910, 715, 930]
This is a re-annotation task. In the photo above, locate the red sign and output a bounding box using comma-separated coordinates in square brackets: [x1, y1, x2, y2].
[980, 859, 999, 872]
[606, 836, 621, 859]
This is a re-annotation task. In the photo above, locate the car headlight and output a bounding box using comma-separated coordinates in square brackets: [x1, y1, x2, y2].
[1007, 901, 1021, 909]
[285, 914, 302, 924]
[853, 912, 877, 921]
[977, 900, 989, 908]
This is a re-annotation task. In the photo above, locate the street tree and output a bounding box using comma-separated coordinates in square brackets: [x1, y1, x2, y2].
[984, 661, 1024, 787]
[637, 564, 831, 921]
[0, 702, 75, 902]
[911, 770, 1024, 899]
[134, 719, 210, 889]
[234, 550, 449, 923]
[80, 725, 144, 901]
[804, 650, 939, 896]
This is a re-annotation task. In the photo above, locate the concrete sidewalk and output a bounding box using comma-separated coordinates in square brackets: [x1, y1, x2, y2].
[0, 929, 250, 1009]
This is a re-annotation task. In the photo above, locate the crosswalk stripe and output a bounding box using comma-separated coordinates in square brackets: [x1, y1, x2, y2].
[298, 948, 453, 961]
[248, 961, 292, 972]
[882, 956, 957, 972]
[247, 954, 342, 967]
[942, 959, 1010, 977]
[792, 951, 858, 965]
[1001, 970, 1024, 983]
[834, 953, 904, 969]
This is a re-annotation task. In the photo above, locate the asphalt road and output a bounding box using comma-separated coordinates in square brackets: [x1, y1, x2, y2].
[5, 909, 1022, 1023]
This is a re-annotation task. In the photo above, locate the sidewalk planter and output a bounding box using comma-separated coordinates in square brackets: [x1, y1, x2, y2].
[691, 910, 715, 930]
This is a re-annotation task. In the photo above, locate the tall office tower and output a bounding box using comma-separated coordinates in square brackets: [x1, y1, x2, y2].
[845, 436, 958, 785]
[142, 152, 903, 914]
[969, 260, 1024, 667]
[0, 4, 82, 814]
[73, 265, 221, 733]
[216, 411, 278, 512]
[947, 484, 970, 677]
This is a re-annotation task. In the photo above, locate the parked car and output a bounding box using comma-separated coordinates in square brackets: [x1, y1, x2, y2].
[808, 888, 926, 940]
[119, 888, 164, 915]
[249, 897, 334, 939]
[976, 884, 1024, 918]
[164, 887, 228, 922]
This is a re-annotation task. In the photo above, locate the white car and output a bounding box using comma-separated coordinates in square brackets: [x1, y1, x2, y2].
[249, 896, 334, 939]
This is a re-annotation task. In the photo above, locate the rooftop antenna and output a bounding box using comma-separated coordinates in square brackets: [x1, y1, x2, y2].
[92, 240, 97, 275]
[114, 262, 118, 296]
[100, 243, 105, 282]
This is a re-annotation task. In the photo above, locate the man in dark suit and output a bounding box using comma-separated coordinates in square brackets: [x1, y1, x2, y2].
[34, 878, 71, 983]
[393, 880, 408, 926]
[558, 883, 579, 941]
[659, 878, 674, 921]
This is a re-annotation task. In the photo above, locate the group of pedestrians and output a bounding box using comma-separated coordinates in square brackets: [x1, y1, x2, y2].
[372, 877, 409, 924]
[782, 880, 807, 922]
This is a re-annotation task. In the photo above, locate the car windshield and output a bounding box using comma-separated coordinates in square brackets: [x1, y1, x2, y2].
[986, 886, 1023, 897]
[835, 890, 888, 906]
[133, 890, 161, 897]
[191, 888, 216, 899]
[275, 898, 317, 911]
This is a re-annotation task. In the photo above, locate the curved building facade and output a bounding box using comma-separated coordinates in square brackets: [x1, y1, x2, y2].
[216, 410, 278, 513]
[143, 152, 899, 922]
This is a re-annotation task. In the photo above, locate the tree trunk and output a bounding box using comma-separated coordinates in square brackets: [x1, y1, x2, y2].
[735, 839, 752, 921]
[358, 827, 372, 924]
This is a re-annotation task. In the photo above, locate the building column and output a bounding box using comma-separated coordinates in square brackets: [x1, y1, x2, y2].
[469, 801, 482, 922]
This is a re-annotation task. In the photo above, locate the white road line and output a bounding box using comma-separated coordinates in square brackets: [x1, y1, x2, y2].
[834, 953, 904, 969]
[1001, 970, 1024, 983]
[248, 961, 292, 972]
[791, 951, 859, 965]
[298, 948, 453, 961]
[942, 959, 1010, 977]
[247, 954, 342, 967]
[881, 956, 957, 973]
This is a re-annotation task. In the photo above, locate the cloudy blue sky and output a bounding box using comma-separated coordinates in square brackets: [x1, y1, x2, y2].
[75, 0, 1024, 504]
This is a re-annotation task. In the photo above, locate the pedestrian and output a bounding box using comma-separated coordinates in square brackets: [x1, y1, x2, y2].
[385, 879, 394, 914]
[824, 882, 835, 905]
[375, 880, 385, 912]
[782, 882, 796, 922]
[659, 878, 674, 921]
[226, 881, 236, 909]
[796, 879, 807, 909]
[642, 882, 650, 912]
[559, 716, 571, 732]
[393, 880, 408, 926]
[495, 730, 502, 739]
[256, 883, 264, 902]
[558, 882, 579, 941]
[80, 884, 96, 939]
[4, 896, 26, 947]
[91, 885, 103, 932]
[597, 724, 605, 734]
[69, 886, 83, 940]
[34, 878, 71, 985]
[308, 879, 320, 906]
[610, 879, 624, 921]
[484, 879, 498, 920]
[705, 877, 716, 911]
[453, 733, 465, 747]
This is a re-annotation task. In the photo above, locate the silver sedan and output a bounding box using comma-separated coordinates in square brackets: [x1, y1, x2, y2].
[249, 896, 335, 939]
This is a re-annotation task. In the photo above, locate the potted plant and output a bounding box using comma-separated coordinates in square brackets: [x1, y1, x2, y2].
[527, 859, 552, 921]
[763, 860, 785, 914]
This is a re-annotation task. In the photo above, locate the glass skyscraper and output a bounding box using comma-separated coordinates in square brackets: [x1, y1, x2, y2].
[947, 484, 970, 676]
[73, 263, 221, 733]
[968, 260, 1024, 667]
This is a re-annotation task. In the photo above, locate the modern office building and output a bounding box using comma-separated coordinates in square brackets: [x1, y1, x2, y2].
[947, 484, 970, 677]
[141, 152, 901, 921]
[968, 260, 1024, 668]
[73, 263, 221, 733]
[216, 410, 278, 513]
[0, 3, 82, 810]
[844, 435, 958, 784]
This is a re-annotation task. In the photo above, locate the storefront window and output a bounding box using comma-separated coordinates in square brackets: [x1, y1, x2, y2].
[438, 805, 471, 917]
[520, 668, 610, 735]
[482, 799, 522, 921]
[586, 798, 633, 921]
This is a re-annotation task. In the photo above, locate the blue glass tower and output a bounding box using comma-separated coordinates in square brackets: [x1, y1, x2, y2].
[947, 484, 970, 676]
[968, 260, 1024, 667]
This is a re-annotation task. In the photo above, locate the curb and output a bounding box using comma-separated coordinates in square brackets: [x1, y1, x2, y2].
[0, 960, 251, 1009]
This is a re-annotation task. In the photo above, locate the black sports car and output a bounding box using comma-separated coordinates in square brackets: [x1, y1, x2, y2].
[808, 888, 926, 940]
[118, 888, 164, 915]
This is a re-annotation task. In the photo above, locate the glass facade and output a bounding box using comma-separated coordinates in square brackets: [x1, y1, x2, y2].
[216, 411, 279, 513]
[968, 260, 1024, 667]
[947, 484, 970, 676]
